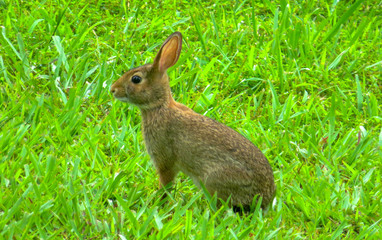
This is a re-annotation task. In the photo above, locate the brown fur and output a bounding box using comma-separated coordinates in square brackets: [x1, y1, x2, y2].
[110, 32, 275, 210]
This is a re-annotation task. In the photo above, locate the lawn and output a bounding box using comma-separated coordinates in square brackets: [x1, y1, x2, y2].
[0, 0, 381, 239]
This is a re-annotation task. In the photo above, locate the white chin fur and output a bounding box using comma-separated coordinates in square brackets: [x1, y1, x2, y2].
[115, 97, 130, 103]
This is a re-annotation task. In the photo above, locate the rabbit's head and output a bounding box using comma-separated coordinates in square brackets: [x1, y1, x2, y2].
[110, 32, 182, 109]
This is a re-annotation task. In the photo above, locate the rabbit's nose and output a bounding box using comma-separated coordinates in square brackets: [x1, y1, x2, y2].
[110, 85, 116, 94]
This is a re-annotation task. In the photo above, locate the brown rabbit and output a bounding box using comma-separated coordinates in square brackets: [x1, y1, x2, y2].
[110, 32, 275, 211]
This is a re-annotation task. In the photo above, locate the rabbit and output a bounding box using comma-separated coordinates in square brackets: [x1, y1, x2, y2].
[110, 32, 275, 211]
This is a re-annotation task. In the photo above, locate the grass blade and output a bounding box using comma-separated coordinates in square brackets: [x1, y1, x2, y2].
[323, 0, 366, 42]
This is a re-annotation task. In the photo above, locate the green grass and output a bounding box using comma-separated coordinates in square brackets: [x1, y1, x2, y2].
[1, 0, 381, 239]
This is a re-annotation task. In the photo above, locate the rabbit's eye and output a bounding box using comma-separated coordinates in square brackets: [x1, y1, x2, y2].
[131, 75, 142, 84]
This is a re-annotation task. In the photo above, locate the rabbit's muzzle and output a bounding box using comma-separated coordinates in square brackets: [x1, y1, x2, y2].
[110, 83, 129, 102]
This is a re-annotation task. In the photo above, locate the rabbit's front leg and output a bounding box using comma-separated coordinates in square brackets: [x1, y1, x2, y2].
[158, 168, 176, 188]
[157, 167, 177, 199]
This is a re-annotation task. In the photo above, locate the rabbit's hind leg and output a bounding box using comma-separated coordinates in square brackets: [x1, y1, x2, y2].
[204, 168, 255, 209]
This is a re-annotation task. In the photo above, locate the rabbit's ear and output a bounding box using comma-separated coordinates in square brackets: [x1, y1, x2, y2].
[153, 32, 182, 73]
